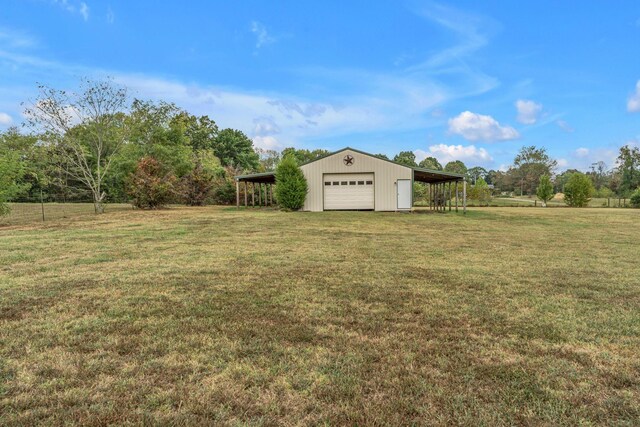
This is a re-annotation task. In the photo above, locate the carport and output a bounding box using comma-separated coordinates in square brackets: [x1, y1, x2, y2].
[234, 172, 276, 208]
[412, 167, 466, 212]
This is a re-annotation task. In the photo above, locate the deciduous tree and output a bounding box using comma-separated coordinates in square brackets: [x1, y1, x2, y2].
[24, 79, 129, 213]
[563, 172, 594, 207]
[214, 129, 260, 170]
[513, 146, 557, 196]
[616, 145, 640, 196]
[444, 160, 467, 175]
[127, 156, 177, 209]
[393, 151, 417, 167]
[536, 174, 554, 207]
[418, 156, 442, 170]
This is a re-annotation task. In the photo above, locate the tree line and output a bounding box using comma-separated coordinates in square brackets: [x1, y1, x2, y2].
[2, 79, 640, 215]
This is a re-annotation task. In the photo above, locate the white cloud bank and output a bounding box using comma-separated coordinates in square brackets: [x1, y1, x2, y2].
[628, 80, 640, 112]
[415, 143, 493, 167]
[448, 111, 519, 141]
[515, 99, 543, 124]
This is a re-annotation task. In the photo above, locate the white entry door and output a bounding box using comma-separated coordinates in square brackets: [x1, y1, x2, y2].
[323, 173, 375, 210]
[397, 179, 412, 210]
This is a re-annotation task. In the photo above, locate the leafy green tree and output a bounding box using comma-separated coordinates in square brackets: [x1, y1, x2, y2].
[513, 146, 557, 196]
[280, 147, 330, 165]
[179, 158, 214, 206]
[24, 79, 130, 213]
[554, 169, 580, 193]
[536, 174, 555, 207]
[274, 155, 308, 210]
[127, 156, 177, 209]
[563, 172, 594, 207]
[214, 129, 260, 170]
[630, 188, 640, 208]
[595, 186, 614, 199]
[170, 112, 218, 151]
[393, 151, 417, 167]
[468, 178, 491, 206]
[444, 160, 467, 175]
[0, 149, 29, 215]
[467, 166, 488, 184]
[616, 145, 640, 196]
[210, 166, 238, 205]
[373, 153, 390, 160]
[256, 148, 280, 171]
[418, 156, 442, 170]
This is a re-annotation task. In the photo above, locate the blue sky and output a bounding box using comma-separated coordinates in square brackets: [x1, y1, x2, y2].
[1, 0, 639, 171]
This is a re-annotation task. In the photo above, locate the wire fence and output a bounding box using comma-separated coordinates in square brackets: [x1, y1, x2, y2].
[1, 198, 133, 227]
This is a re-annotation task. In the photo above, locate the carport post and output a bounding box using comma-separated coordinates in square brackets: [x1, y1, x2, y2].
[269, 184, 273, 206]
[258, 183, 262, 206]
[448, 182, 452, 212]
[463, 179, 467, 214]
[236, 181, 240, 209]
[252, 183, 255, 207]
[244, 182, 248, 207]
[455, 181, 459, 212]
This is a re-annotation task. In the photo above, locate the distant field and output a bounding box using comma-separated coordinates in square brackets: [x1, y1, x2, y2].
[0, 203, 132, 226]
[1, 207, 639, 425]
[468, 196, 630, 208]
[415, 196, 628, 208]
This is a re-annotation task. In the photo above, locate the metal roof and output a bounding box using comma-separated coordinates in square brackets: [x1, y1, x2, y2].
[234, 147, 465, 183]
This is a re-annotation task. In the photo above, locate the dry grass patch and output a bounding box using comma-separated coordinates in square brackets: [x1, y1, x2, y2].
[1, 207, 639, 425]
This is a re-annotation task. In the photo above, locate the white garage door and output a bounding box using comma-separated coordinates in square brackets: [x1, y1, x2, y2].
[323, 173, 374, 210]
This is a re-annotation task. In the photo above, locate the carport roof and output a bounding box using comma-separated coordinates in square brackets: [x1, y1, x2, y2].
[234, 147, 465, 184]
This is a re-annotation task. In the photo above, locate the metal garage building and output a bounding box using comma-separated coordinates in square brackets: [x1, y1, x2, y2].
[235, 147, 466, 212]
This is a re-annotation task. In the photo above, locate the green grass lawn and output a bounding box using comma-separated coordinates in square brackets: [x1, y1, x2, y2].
[0, 203, 133, 226]
[1, 207, 639, 425]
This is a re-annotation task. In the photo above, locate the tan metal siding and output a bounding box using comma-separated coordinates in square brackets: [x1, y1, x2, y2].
[300, 149, 412, 211]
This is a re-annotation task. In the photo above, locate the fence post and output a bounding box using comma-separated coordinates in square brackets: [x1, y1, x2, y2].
[40, 189, 45, 222]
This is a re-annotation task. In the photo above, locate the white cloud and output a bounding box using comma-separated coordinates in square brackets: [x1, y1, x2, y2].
[415, 143, 493, 167]
[515, 99, 543, 124]
[575, 147, 589, 158]
[253, 116, 281, 136]
[50, 0, 89, 20]
[556, 120, 574, 133]
[557, 158, 569, 168]
[448, 111, 519, 141]
[106, 7, 114, 24]
[252, 136, 281, 150]
[628, 80, 640, 112]
[79, 2, 89, 21]
[0, 28, 36, 48]
[250, 21, 276, 48]
[0, 112, 13, 125]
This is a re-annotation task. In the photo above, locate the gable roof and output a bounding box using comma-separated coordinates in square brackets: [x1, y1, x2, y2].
[235, 147, 465, 183]
[302, 147, 465, 181]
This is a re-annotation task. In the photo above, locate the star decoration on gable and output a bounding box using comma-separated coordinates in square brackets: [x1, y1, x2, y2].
[343, 155, 354, 166]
